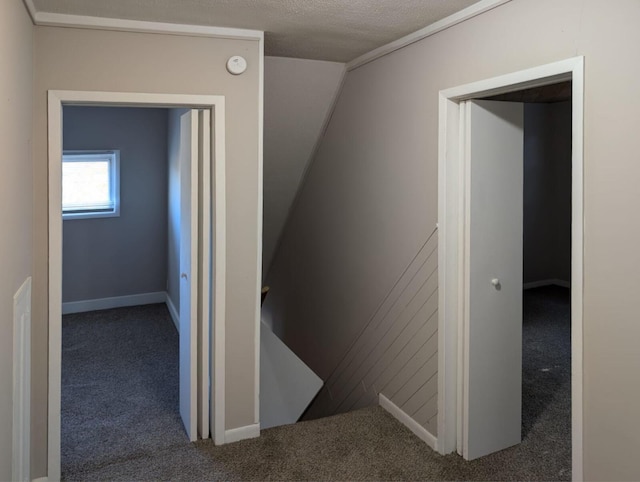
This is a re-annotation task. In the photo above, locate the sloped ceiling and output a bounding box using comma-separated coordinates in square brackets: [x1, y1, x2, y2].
[31, 0, 479, 62]
[263, 57, 345, 274]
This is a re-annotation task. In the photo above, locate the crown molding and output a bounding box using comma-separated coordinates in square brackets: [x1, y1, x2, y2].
[347, 0, 512, 71]
[25, 1, 508, 53]
[32, 11, 263, 41]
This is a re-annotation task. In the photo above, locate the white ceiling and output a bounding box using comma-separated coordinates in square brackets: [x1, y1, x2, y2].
[31, 0, 479, 62]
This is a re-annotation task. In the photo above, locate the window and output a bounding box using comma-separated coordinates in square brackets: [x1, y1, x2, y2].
[62, 150, 120, 219]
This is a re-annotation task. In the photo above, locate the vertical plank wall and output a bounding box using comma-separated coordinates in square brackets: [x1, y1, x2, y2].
[304, 228, 439, 436]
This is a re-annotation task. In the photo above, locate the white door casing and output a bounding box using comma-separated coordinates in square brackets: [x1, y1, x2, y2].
[437, 57, 584, 479]
[197, 109, 211, 440]
[48, 91, 227, 481]
[463, 100, 523, 460]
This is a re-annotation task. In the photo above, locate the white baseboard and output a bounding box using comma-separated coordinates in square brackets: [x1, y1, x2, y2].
[224, 423, 260, 444]
[32, 477, 48, 482]
[62, 291, 166, 314]
[165, 294, 180, 333]
[379, 393, 437, 450]
[523, 279, 571, 290]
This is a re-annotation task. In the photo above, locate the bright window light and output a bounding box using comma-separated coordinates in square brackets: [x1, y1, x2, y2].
[62, 151, 120, 219]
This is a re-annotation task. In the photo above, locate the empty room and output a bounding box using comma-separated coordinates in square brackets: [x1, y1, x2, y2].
[3, 1, 640, 481]
[60, 105, 208, 478]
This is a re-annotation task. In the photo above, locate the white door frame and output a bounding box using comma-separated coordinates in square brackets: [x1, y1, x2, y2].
[47, 90, 227, 480]
[437, 57, 584, 479]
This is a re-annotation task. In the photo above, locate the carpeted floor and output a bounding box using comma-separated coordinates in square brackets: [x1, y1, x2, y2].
[62, 304, 184, 478]
[61, 287, 570, 481]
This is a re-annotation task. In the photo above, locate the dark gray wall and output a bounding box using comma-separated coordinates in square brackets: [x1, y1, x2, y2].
[523, 101, 572, 285]
[62, 106, 169, 302]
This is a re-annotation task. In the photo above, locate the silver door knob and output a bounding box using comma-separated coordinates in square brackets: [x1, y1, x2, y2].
[491, 278, 500, 288]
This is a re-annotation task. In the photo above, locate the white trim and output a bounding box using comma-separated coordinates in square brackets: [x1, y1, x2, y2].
[184, 108, 199, 442]
[62, 150, 120, 220]
[224, 423, 260, 444]
[48, 90, 226, 108]
[47, 91, 63, 482]
[264, 63, 348, 278]
[165, 294, 180, 332]
[459, 101, 471, 457]
[33, 12, 263, 41]
[571, 59, 585, 482]
[32, 478, 48, 482]
[13, 277, 32, 482]
[347, 0, 512, 71]
[439, 60, 577, 102]
[61, 292, 166, 315]
[61, 291, 182, 329]
[379, 394, 437, 450]
[212, 100, 227, 446]
[22, 0, 37, 24]
[48, 90, 227, 480]
[523, 279, 571, 290]
[198, 109, 211, 440]
[253, 34, 264, 427]
[437, 57, 584, 480]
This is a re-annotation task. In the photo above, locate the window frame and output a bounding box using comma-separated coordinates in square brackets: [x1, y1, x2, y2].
[62, 150, 120, 220]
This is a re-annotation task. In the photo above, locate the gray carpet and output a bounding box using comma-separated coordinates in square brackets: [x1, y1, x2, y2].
[62, 287, 570, 481]
[62, 304, 184, 478]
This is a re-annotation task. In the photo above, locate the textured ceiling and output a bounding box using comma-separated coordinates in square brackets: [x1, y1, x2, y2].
[31, 0, 479, 62]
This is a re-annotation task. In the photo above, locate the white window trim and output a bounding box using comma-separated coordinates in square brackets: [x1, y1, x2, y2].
[62, 150, 120, 220]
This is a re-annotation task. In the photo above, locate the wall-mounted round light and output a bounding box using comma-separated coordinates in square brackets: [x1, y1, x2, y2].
[226, 55, 247, 75]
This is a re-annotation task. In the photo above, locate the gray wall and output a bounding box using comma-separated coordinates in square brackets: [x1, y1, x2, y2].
[62, 107, 169, 302]
[523, 101, 572, 285]
[302, 230, 439, 436]
[32, 27, 261, 476]
[0, 1, 32, 479]
[264, 1, 640, 479]
[263, 57, 345, 276]
[167, 109, 186, 312]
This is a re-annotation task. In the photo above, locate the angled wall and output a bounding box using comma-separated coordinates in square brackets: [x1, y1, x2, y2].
[263, 57, 344, 275]
[0, 1, 33, 480]
[303, 230, 439, 437]
[264, 1, 640, 479]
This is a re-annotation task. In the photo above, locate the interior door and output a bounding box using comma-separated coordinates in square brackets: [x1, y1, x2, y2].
[179, 109, 199, 441]
[463, 99, 524, 460]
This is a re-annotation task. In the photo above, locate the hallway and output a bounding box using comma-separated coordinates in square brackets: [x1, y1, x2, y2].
[61, 286, 570, 481]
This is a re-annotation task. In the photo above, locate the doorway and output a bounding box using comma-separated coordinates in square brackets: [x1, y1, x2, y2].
[517, 96, 572, 464]
[47, 91, 227, 480]
[436, 57, 584, 478]
[59, 105, 197, 475]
